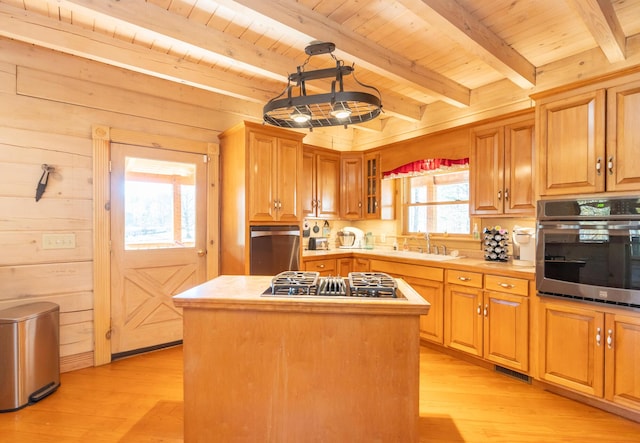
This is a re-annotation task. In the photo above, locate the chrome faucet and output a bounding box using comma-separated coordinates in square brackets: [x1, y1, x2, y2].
[441, 244, 447, 256]
[424, 232, 430, 254]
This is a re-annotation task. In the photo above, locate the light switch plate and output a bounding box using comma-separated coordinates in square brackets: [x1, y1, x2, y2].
[42, 233, 76, 249]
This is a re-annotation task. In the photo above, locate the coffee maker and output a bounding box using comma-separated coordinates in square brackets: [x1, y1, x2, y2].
[512, 226, 535, 266]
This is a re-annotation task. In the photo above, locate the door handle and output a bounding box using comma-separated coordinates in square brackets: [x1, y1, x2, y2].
[197, 249, 207, 257]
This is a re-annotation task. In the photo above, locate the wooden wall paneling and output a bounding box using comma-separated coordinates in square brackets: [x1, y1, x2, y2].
[92, 125, 111, 367]
[0, 60, 15, 93]
[0, 126, 90, 157]
[0, 231, 92, 266]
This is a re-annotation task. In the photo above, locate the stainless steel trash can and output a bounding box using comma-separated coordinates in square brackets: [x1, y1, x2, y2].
[0, 302, 60, 412]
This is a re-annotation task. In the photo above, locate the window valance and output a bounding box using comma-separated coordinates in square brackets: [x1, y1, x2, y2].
[382, 158, 469, 179]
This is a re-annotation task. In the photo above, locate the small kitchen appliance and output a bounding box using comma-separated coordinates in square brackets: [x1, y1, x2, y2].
[337, 227, 364, 248]
[308, 236, 329, 250]
[266, 271, 399, 298]
[511, 226, 535, 266]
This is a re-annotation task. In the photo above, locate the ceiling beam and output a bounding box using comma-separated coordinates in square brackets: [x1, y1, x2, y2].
[399, 0, 536, 89]
[225, 0, 471, 108]
[57, 0, 423, 122]
[566, 0, 626, 63]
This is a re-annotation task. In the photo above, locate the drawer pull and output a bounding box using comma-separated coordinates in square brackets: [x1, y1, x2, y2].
[458, 276, 471, 282]
[317, 264, 325, 269]
[499, 282, 515, 289]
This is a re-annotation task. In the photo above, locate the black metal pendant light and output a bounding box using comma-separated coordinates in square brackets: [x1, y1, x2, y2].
[263, 42, 383, 130]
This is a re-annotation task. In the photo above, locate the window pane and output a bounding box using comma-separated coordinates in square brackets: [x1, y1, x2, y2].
[123, 157, 196, 250]
[408, 206, 427, 232]
[125, 181, 174, 247]
[436, 203, 469, 234]
[181, 184, 196, 244]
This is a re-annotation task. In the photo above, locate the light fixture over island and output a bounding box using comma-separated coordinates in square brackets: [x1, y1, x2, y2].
[173, 274, 430, 442]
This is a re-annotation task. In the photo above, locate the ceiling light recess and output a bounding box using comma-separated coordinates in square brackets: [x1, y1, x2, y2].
[263, 42, 382, 130]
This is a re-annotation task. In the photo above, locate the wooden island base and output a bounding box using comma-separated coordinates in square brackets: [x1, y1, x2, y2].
[174, 275, 429, 442]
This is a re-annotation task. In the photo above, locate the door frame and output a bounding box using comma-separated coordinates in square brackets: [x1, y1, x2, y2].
[92, 125, 219, 366]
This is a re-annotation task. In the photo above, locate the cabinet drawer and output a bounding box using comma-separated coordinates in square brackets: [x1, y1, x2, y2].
[369, 260, 443, 281]
[446, 269, 483, 288]
[484, 275, 529, 296]
[304, 258, 336, 273]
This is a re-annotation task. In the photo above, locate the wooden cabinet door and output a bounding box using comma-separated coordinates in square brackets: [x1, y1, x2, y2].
[538, 89, 606, 195]
[340, 154, 363, 219]
[275, 138, 300, 222]
[248, 131, 277, 222]
[337, 258, 353, 276]
[363, 152, 380, 219]
[606, 80, 640, 192]
[470, 125, 504, 215]
[316, 152, 340, 219]
[538, 300, 605, 397]
[604, 313, 640, 411]
[445, 284, 483, 356]
[483, 291, 529, 372]
[504, 118, 535, 215]
[407, 277, 444, 345]
[301, 149, 316, 217]
[353, 257, 370, 272]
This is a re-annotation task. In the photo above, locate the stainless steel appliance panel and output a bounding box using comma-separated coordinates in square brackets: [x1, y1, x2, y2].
[536, 197, 640, 308]
[250, 225, 300, 275]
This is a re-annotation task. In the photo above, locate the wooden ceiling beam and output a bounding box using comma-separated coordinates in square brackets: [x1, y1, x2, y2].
[225, 0, 471, 108]
[400, 0, 536, 89]
[566, 0, 626, 63]
[56, 0, 423, 123]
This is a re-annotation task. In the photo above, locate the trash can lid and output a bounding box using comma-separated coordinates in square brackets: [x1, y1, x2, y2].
[0, 302, 59, 323]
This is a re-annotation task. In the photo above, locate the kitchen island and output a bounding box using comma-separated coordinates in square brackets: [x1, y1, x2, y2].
[173, 275, 430, 442]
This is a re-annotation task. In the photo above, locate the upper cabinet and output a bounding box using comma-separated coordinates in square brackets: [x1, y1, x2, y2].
[340, 153, 364, 220]
[363, 152, 380, 219]
[470, 113, 535, 216]
[302, 145, 340, 219]
[220, 121, 304, 223]
[536, 73, 640, 196]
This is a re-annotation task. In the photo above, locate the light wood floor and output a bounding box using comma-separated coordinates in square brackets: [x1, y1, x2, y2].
[1, 345, 639, 442]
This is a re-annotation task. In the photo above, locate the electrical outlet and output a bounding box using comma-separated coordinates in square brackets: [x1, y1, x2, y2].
[42, 233, 76, 249]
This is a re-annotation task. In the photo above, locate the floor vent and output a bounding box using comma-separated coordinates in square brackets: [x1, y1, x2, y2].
[495, 365, 531, 383]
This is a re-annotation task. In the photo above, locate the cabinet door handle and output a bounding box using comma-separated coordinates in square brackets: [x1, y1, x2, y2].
[497, 190, 502, 200]
[596, 157, 602, 175]
[608, 157, 614, 175]
[458, 276, 471, 282]
[504, 188, 509, 201]
[499, 282, 515, 289]
[317, 200, 321, 209]
[477, 304, 481, 315]
[607, 329, 613, 349]
[317, 264, 325, 269]
[596, 327, 601, 346]
[483, 304, 488, 317]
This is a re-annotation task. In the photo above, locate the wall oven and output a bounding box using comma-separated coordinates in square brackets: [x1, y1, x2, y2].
[537, 197, 640, 309]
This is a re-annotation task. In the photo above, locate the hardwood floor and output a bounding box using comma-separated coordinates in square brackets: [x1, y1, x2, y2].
[1, 345, 639, 442]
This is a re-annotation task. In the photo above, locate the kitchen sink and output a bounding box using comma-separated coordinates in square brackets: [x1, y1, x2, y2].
[389, 251, 461, 261]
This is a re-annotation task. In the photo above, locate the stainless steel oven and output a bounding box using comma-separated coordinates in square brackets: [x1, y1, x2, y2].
[537, 197, 640, 309]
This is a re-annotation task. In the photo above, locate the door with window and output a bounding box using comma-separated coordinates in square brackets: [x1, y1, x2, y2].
[110, 143, 207, 355]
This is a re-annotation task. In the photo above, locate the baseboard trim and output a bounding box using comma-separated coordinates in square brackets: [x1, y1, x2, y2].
[61, 351, 94, 373]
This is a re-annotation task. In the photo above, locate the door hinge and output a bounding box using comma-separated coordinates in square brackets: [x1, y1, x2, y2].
[108, 160, 112, 173]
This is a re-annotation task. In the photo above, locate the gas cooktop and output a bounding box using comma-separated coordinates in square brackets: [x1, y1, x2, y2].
[266, 271, 400, 298]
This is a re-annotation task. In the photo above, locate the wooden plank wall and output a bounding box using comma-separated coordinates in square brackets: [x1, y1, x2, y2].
[0, 37, 237, 371]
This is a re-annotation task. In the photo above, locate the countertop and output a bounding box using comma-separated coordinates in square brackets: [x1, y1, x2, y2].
[302, 248, 536, 279]
[173, 274, 430, 316]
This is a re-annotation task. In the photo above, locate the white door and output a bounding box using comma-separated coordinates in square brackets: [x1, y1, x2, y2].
[110, 143, 207, 356]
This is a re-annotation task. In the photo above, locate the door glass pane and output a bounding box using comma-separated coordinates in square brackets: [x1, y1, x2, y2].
[124, 157, 196, 250]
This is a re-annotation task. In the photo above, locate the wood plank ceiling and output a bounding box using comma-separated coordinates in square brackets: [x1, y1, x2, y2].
[1, 0, 640, 148]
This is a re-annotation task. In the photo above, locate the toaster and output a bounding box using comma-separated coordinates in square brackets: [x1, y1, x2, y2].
[308, 237, 329, 250]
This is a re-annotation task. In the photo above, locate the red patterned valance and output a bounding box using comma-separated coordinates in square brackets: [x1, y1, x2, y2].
[382, 158, 469, 179]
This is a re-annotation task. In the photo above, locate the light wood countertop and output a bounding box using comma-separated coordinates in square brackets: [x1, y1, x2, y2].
[173, 274, 430, 316]
[303, 248, 535, 279]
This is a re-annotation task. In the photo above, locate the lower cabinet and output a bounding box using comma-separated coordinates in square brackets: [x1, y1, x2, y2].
[337, 257, 353, 276]
[538, 298, 640, 412]
[369, 259, 444, 344]
[445, 270, 529, 373]
[304, 258, 336, 276]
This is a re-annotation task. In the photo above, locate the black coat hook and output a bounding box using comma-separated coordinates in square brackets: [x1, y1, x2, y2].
[35, 164, 55, 202]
